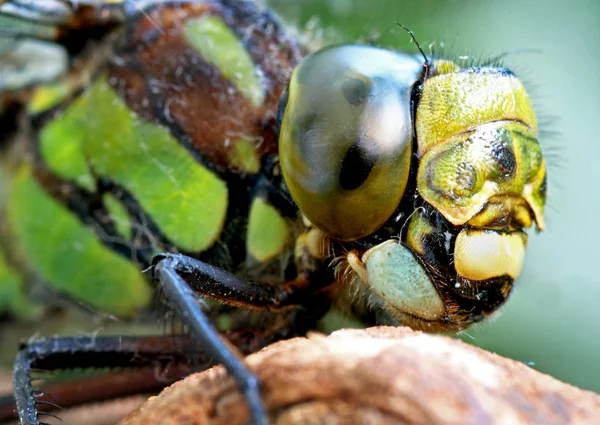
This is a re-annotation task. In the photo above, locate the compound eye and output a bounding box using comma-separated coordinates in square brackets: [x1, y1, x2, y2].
[278, 46, 417, 240]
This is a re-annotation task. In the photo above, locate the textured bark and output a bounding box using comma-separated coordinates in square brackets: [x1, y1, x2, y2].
[120, 327, 600, 425]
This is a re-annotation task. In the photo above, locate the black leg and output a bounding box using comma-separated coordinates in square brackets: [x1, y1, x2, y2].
[11, 335, 203, 425]
[11, 254, 318, 425]
[151, 253, 307, 309]
[152, 254, 308, 425]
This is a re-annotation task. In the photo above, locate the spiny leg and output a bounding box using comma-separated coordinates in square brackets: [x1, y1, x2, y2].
[151, 253, 311, 425]
[11, 254, 320, 425]
[12, 335, 202, 425]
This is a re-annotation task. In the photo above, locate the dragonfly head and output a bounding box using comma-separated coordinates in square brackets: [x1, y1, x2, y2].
[278, 46, 546, 331]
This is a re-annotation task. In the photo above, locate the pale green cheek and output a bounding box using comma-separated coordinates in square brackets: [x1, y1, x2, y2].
[363, 240, 445, 321]
[8, 167, 151, 317]
[40, 77, 228, 253]
[247, 198, 289, 263]
[183, 15, 265, 106]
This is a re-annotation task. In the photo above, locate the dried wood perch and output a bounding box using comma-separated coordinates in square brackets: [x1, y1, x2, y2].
[120, 327, 600, 425]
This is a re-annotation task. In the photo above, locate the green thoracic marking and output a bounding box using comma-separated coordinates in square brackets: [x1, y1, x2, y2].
[103, 193, 133, 241]
[8, 167, 151, 317]
[0, 247, 39, 319]
[40, 76, 228, 252]
[227, 137, 261, 174]
[182, 15, 265, 106]
[40, 105, 97, 191]
[27, 81, 72, 115]
[247, 197, 289, 262]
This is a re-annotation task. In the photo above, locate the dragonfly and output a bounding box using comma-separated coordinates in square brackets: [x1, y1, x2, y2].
[0, 0, 547, 424]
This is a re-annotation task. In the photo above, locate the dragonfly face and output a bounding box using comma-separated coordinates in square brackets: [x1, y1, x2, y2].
[0, 0, 546, 423]
[278, 47, 546, 330]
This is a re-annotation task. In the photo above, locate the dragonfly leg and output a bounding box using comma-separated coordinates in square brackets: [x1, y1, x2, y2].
[11, 335, 201, 425]
[152, 253, 300, 425]
[152, 253, 308, 310]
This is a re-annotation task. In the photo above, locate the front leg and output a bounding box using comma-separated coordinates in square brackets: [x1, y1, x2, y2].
[151, 253, 313, 425]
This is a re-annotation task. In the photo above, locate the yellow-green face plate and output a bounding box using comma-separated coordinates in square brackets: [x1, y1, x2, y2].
[416, 65, 545, 229]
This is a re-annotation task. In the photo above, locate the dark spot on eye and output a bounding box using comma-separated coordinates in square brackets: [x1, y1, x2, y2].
[341, 78, 369, 105]
[339, 138, 378, 190]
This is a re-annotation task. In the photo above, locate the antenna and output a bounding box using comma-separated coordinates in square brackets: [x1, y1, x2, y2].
[395, 22, 430, 79]
[395, 22, 429, 64]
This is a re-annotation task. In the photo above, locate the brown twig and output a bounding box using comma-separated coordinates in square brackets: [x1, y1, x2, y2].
[119, 326, 600, 425]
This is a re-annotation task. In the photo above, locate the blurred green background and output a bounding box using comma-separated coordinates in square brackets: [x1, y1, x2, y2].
[268, 0, 600, 394]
